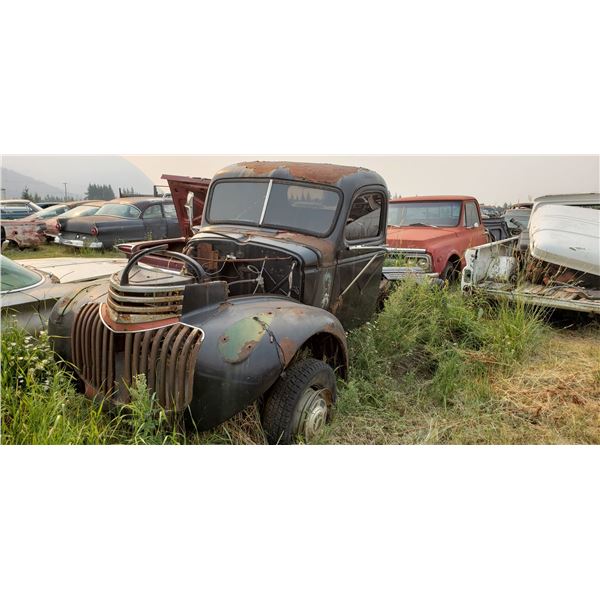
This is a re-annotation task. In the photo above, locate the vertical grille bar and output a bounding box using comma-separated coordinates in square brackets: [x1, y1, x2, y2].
[72, 303, 202, 411]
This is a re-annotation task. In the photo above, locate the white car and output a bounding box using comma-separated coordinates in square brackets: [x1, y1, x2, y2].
[1, 255, 127, 332]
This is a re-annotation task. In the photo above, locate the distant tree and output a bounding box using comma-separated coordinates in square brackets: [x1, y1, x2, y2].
[85, 183, 115, 200]
[119, 186, 137, 197]
[21, 187, 33, 200]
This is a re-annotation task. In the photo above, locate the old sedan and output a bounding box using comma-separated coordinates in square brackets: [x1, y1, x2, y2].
[0, 200, 43, 243]
[44, 201, 105, 240]
[1, 254, 127, 332]
[2, 202, 85, 249]
[55, 197, 181, 249]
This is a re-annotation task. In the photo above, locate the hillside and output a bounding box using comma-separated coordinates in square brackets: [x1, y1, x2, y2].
[0, 167, 65, 199]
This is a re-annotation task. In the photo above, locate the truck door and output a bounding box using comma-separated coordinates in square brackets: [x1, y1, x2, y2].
[332, 190, 387, 329]
[142, 204, 167, 240]
[464, 201, 487, 253]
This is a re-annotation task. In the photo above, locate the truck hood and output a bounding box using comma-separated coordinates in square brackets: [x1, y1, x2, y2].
[386, 226, 459, 248]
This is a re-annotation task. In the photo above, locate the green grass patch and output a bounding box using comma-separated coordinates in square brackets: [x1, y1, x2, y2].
[2, 244, 122, 260]
[2, 280, 597, 445]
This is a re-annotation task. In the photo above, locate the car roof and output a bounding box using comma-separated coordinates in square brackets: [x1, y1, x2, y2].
[109, 197, 171, 210]
[212, 161, 387, 189]
[390, 195, 477, 202]
[0, 199, 36, 205]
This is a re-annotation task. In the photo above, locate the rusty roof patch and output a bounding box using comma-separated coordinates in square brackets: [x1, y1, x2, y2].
[218, 161, 371, 186]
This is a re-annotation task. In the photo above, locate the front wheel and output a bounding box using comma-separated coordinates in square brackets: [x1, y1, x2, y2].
[441, 260, 461, 282]
[261, 358, 336, 444]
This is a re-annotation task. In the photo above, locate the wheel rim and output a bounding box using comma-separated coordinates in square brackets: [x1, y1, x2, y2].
[291, 386, 331, 442]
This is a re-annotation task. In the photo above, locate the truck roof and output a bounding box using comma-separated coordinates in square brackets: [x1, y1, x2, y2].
[391, 195, 477, 203]
[212, 161, 386, 188]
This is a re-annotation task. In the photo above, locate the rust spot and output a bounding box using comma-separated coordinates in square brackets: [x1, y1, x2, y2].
[231, 161, 366, 186]
[278, 336, 298, 365]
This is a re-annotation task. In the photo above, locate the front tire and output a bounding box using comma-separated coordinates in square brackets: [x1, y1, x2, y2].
[262, 358, 336, 444]
[441, 260, 461, 282]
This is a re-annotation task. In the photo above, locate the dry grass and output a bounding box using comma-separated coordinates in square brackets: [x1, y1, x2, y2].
[490, 327, 600, 444]
[320, 325, 599, 445]
[2, 281, 598, 445]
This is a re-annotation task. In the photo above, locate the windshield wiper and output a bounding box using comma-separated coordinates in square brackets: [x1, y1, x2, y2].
[406, 222, 440, 228]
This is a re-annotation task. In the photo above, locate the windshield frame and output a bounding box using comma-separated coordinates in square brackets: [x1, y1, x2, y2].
[204, 178, 344, 238]
[387, 200, 464, 228]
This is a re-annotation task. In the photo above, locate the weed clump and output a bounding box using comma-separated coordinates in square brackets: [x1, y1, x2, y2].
[342, 281, 547, 409]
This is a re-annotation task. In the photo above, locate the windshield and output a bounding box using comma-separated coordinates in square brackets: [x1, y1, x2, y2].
[60, 204, 102, 219]
[388, 201, 462, 227]
[95, 203, 141, 219]
[22, 204, 68, 221]
[0, 256, 43, 293]
[207, 181, 341, 235]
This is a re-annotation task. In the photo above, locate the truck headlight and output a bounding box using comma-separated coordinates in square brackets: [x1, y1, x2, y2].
[403, 253, 432, 271]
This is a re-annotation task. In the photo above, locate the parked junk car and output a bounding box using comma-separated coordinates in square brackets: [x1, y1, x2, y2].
[55, 197, 181, 249]
[386, 195, 488, 279]
[503, 204, 533, 235]
[482, 217, 511, 243]
[481, 206, 501, 218]
[1, 255, 127, 332]
[116, 175, 211, 269]
[1, 200, 42, 243]
[2, 202, 86, 249]
[44, 202, 105, 240]
[49, 161, 391, 443]
[462, 194, 600, 314]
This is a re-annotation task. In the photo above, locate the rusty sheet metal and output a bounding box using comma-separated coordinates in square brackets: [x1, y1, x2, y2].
[4, 221, 46, 248]
[72, 302, 203, 410]
[225, 161, 367, 186]
[162, 174, 211, 237]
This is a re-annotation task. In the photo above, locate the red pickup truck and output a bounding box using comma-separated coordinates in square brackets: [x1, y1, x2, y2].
[386, 195, 488, 279]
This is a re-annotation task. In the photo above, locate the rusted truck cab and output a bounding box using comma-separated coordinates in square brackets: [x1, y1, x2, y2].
[49, 161, 389, 443]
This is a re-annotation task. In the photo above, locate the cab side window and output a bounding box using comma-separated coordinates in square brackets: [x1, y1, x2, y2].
[143, 204, 163, 219]
[345, 192, 383, 241]
[465, 202, 480, 227]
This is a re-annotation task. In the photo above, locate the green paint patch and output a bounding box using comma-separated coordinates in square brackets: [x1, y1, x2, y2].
[218, 312, 275, 363]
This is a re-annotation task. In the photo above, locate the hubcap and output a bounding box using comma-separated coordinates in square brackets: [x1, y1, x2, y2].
[291, 386, 331, 442]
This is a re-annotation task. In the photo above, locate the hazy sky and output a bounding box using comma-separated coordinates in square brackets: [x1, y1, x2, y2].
[125, 155, 599, 206]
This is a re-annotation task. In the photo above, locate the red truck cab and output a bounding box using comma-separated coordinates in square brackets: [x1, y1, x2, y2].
[386, 195, 487, 279]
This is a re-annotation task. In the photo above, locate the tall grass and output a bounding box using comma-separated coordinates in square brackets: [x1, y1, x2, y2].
[2, 280, 584, 445]
[1, 324, 182, 444]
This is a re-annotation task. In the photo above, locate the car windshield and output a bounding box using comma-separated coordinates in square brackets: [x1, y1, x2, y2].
[22, 204, 69, 221]
[388, 201, 462, 227]
[60, 204, 102, 219]
[0, 255, 43, 293]
[94, 203, 141, 219]
[207, 181, 341, 235]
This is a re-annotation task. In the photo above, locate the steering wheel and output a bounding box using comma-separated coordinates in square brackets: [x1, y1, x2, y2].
[120, 244, 208, 286]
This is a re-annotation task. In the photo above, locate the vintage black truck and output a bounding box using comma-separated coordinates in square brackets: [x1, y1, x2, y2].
[48, 161, 390, 443]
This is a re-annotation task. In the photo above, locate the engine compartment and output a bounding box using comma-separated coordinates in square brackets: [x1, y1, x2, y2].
[184, 238, 303, 300]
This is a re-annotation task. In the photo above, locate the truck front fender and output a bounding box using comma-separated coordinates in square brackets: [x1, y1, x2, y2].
[182, 296, 348, 429]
